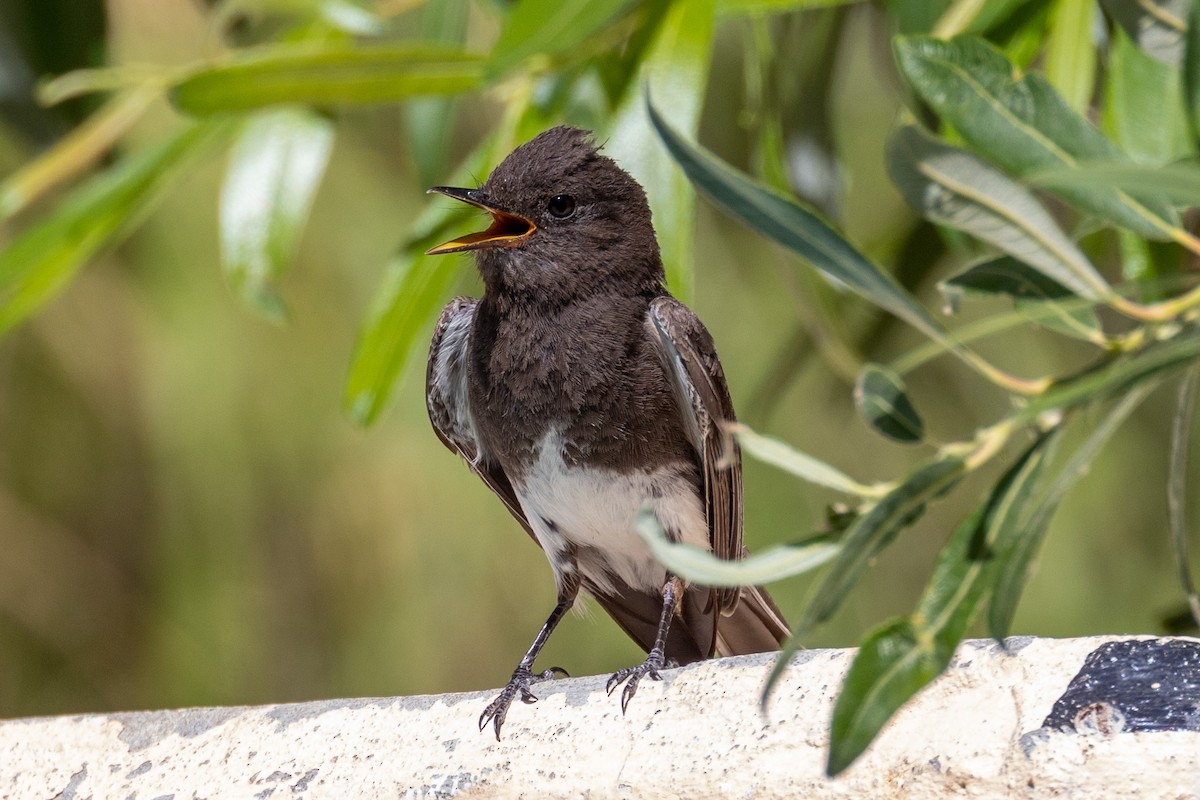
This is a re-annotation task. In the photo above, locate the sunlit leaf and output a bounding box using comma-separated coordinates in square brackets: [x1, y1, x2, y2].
[0, 87, 158, 219]
[1104, 27, 1191, 165]
[636, 510, 839, 586]
[800, 457, 966, 631]
[1044, 0, 1096, 112]
[940, 256, 1104, 342]
[647, 98, 944, 341]
[607, 0, 714, 303]
[989, 384, 1158, 639]
[37, 65, 163, 106]
[1100, 0, 1190, 66]
[405, 0, 470, 187]
[854, 364, 925, 443]
[0, 122, 231, 338]
[827, 432, 1054, 776]
[220, 106, 335, 321]
[729, 422, 886, 498]
[485, 0, 637, 80]
[1029, 162, 1200, 207]
[888, 125, 1112, 302]
[1167, 366, 1200, 629]
[171, 42, 484, 115]
[716, 0, 862, 14]
[895, 35, 1182, 241]
[1185, 0, 1200, 145]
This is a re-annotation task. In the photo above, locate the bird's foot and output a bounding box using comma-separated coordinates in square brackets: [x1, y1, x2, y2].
[606, 652, 674, 714]
[479, 664, 568, 740]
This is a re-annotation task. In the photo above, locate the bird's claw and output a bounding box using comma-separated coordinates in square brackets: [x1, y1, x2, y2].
[605, 653, 667, 714]
[479, 665, 568, 739]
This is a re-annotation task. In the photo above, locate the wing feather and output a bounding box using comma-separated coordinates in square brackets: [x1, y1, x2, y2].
[426, 297, 537, 544]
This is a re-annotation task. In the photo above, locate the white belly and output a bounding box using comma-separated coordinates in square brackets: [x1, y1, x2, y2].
[513, 432, 709, 596]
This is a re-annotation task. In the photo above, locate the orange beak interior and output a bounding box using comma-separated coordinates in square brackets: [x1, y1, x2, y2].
[425, 187, 536, 255]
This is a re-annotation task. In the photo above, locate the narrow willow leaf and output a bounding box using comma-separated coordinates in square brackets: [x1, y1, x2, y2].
[1168, 366, 1200, 628]
[405, 0, 470, 187]
[854, 364, 925, 443]
[214, 0, 385, 36]
[647, 99, 944, 341]
[989, 384, 1157, 639]
[485, 0, 637, 79]
[0, 87, 158, 219]
[729, 422, 885, 498]
[220, 106, 335, 321]
[827, 432, 1054, 776]
[1014, 332, 1200, 427]
[37, 65, 162, 106]
[800, 457, 966, 631]
[887, 125, 1112, 301]
[344, 104, 550, 425]
[171, 43, 484, 115]
[825, 619, 935, 774]
[636, 510, 839, 586]
[940, 256, 1103, 342]
[1104, 28, 1191, 165]
[1045, 0, 1096, 112]
[607, 0, 715, 303]
[716, 0, 863, 14]
[1186, 0, 1200, 145]
[1030, 162, 1200, 207]
[895, 35, 1182, 240]
[0, 122, 230, 338]
[1101, 0, 1190, 66]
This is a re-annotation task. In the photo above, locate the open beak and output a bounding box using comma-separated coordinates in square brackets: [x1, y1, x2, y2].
[425, 187, 536, 255]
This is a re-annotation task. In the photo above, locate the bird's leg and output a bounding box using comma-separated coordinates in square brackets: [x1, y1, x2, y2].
[606, 575, 684, 713]
[479, 575, 579, 739]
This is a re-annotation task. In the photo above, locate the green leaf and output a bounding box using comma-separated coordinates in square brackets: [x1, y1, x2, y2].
[826, 619, 936, 774]
[894, 34, 1182, 240]
[636, 509, 839, 586]
[827, 432, 1055, 776]
[213, 0, 385, 35]
[220, 106, 335, 321]
[405, 0, 470, 187]
[940, 256, 1104, 342]
[729, 422, 886, 498]
[1100, 0, 1190, 66]
[1185, 0, 1200, 145]
[646, 98, 945, 342]
[887, 125, 1112, 302]
[1168, 365, 1200, 629]
[1028, 162, 1200, 207]
[854, 364, 925, 443]
[1104, 27, 1191, 165]
[170, 42, 484, 115]
[989, 384, 1157, 639]
[801, 457, 966, 631]
[716, 0, 862, 14]
[1014, 332, 1200, 427]
[1044, 0, 1096, 112]
[0, 87, 158, 219]
[485, 0, 638, 79]
[607, 0, 715, 303]
[0, 121, 231, 339]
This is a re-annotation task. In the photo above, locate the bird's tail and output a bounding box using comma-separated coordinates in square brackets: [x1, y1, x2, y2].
[714, 585, 790, 656]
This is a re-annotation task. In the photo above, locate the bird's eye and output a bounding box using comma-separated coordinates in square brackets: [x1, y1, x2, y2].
[547, 194, 576, 219]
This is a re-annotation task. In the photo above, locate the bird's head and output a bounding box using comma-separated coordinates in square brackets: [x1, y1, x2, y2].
[426, 126, 664, 302]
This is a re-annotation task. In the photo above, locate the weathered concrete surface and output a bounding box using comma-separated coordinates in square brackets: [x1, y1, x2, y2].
[2, 636, 1199, 798]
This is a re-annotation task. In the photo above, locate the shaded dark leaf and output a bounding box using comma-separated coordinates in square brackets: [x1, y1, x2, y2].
[854, 364, 924, 443]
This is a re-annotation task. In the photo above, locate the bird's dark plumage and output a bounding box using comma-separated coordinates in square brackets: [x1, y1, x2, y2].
[424, 126, 788, 737]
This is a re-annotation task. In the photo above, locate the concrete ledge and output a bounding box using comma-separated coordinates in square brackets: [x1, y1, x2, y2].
[4, 635, 1199, 798]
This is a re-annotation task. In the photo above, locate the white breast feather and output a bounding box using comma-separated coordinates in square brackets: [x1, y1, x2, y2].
[514, 431, 709, 596]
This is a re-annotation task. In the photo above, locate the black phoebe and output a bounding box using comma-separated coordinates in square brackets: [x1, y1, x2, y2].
[424, 126, 789, 738]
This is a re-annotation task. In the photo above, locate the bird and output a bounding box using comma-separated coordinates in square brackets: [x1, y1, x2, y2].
[423, 125, 789, 738]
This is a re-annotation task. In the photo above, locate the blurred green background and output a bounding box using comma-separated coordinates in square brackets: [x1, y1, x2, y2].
[0, 0, 1189, 720]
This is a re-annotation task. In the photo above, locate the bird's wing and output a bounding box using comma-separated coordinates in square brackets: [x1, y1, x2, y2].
[646, 296, 743, 613]
[426, 297, 537, 543]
